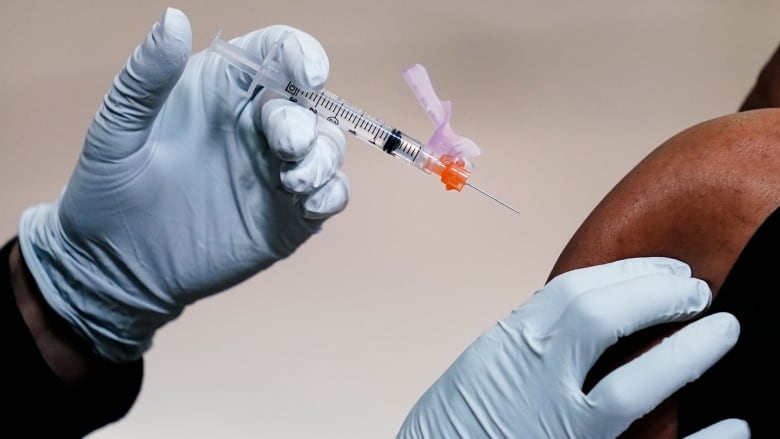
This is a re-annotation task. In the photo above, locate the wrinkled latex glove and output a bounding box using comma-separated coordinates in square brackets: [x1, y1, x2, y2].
[396, 257, 750, 439]
[18, 8, 349, 362]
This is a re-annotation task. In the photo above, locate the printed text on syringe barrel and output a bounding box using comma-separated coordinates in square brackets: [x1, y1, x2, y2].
[283, 81, 427, 166]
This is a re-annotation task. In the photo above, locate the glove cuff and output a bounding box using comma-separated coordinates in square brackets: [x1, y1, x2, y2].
[18, 203, 176, 362]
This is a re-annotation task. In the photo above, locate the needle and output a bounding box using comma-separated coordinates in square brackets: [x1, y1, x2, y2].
[209, 35, 519, 213]
[466, 183, 520, 214]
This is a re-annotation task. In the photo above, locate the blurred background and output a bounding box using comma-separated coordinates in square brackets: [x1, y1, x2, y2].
[2, 1, 779, 437]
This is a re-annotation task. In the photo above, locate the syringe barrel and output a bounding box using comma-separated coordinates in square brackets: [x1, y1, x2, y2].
[209, 35, 470, 191]
[284, 84, 470, 190]
[380, 128, 429, 167]
[282, 84, 426, 167]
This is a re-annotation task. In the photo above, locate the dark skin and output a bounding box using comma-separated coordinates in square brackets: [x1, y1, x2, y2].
[547, 43, 780, 437]
[11, 36, 780, 437]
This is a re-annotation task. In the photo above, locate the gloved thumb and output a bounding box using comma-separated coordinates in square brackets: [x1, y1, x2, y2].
[84, 8, 191, 161]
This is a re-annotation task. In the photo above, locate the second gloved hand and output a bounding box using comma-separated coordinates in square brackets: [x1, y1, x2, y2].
[396, 257, 750, 439]
[18, 8, 349, 362]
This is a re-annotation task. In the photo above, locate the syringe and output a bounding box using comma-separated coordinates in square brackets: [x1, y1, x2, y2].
[208, 33, 519, 214]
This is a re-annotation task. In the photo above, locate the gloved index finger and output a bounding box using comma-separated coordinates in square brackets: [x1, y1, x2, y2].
[278, 28, 330, 91]
[550, 272, 711, 386]
[546, 257, 692, 295]
[231, 25, 329, 94]
[511, 257, 693, 332]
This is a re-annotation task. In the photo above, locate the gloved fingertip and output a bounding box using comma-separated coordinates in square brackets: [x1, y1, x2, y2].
[280, 163, 318, 193]
[673, 278, 713, 318]
[694, 278, 713, 311]
[154, 7, 193, 62]
[665, 258, 693, 277]
[278, 121, 345, 193]
[130, 8, 191, 91]
[683, 418, 750, 439]
[704, 312, 740, 346]
[302, 173, 350, 219]
[262, 99, 317, 160]
[724, 419, 751, 438]
[638, 256, 692, 277]
[285, 31, 329, 90]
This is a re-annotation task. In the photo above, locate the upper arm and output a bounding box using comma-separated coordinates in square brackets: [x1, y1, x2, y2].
[548, 108, 780, 438]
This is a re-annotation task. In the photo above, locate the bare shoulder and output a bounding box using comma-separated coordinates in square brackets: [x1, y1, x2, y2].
[547, 108, 780, 437]
[550, 108, 780, 294]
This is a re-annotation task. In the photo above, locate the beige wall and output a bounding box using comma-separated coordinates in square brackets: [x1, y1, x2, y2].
[2, 1, 779, 437]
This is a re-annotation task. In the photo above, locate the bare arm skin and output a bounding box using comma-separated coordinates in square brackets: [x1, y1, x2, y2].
[547, 37, 780, 436]
[548, 109, 780, 437]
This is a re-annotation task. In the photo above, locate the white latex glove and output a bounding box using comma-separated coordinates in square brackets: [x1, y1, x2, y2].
[396, 258, 750, 439]
[18, 8, 349, 362]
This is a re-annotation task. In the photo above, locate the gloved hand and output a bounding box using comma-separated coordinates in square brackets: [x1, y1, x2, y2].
[18, 8, 349, 362]
[396, 257, 750, 439]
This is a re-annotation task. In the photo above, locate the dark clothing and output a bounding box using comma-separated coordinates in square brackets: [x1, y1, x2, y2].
[678, 207, 780, 437]
[2, 238, 143, 438]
